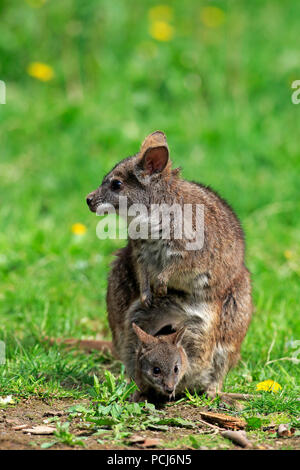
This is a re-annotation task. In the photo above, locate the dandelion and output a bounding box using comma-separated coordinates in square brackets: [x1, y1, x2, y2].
[71, 223, 87, 236]
[148, 5, 173, 22]
[27, 62, 54, 82]
[200, 6, 225, 28]
[148, 5, 174, 42]
[149, 20, 174, 42]
[256, 379, 282, 393]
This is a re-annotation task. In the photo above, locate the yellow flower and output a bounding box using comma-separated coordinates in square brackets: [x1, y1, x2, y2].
[71, 223, 87, 236]
[200, 6, 225, 28]
[149, 20, 174, 42]
[256, 380, 282, 393]
[148, 5, 173, 22]
[27, 62, 54, 82]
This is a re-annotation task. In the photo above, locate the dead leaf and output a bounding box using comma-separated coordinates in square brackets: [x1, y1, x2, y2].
[221, 430, 253, 448]
[128, 435, 146, 444]
[12, 424, 28, 431]
[23, 425, 56, 435]
[277, 424, 292, 438]
[42, 410, 64, 417]
[138, 438, 161, 448]
[200, 411, 246, 430]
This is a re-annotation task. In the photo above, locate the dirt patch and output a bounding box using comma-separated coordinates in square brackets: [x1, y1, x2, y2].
[0, 399, 299, 450]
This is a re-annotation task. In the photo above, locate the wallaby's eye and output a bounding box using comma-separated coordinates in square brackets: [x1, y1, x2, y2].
[174, 365, 179, 374]
[153, 367, 161, 375]
[110, 179, 122, 191]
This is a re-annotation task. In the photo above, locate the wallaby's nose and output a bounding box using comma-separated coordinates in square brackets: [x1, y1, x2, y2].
[86, 196, 93, 207]
[86, 192, 97, 213]
[86, 190, 96, 207]
[164, 386, 174, 395]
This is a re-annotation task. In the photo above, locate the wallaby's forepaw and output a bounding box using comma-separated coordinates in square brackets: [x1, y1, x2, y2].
[153, 279, 167, 297]
[140, 290, 152, 308]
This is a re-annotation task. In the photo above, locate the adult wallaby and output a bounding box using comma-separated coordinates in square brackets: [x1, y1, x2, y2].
[87, 131, 253, 399]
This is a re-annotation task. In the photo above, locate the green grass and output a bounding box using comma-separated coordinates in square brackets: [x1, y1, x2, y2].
[0, 0, 299, 448]
[41, 422, 87, 449]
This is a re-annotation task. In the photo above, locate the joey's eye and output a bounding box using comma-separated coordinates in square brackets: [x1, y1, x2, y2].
[174, 365, 179, 374]
[153, 367, 161, 375]
[110, 179, 122, 191]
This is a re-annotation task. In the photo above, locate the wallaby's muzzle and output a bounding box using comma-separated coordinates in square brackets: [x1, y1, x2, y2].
[86, 190, 98, 212]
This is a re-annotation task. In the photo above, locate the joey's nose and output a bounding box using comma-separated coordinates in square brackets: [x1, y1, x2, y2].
[164, 387, 174, 395]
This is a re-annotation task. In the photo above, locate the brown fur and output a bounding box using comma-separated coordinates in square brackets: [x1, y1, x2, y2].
[87, 131, 253, 400]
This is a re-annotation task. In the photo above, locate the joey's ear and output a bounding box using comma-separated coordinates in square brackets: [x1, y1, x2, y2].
[168, 327, 186, 346]
[132, 323, 158, 345]
[138, 131, 170, 176]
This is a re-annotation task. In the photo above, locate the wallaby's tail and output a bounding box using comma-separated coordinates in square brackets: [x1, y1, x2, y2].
[43, 336, 113, 354]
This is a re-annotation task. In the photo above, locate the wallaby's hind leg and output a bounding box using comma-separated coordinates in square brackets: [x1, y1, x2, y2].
[218, 268, 253, 370]
[176, 270, 252, 398]
[199, 269, 253, 399]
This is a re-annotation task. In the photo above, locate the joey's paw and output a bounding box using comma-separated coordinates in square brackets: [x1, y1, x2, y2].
[140, 290, 152, 308]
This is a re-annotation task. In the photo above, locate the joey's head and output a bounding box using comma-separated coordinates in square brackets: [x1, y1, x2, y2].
[86, 131, 178, 214]
[132, 322, 187, 400]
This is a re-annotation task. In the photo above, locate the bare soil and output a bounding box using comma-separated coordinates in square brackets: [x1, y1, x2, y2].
[0, 399, 299, 450]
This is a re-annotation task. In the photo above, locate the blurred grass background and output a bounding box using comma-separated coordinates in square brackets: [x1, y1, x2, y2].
[0, 0, 299, 395]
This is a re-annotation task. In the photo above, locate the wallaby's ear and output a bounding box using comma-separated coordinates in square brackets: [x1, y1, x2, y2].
[138, 131, 170, 176]
[132, 322, 157, 345]
[168, 327, 186, 346]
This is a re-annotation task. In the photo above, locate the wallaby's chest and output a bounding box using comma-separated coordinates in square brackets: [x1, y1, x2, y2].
[134, 238, 210, 296]
[136, 239, 191, 292]
[138, 239, 171, 269]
